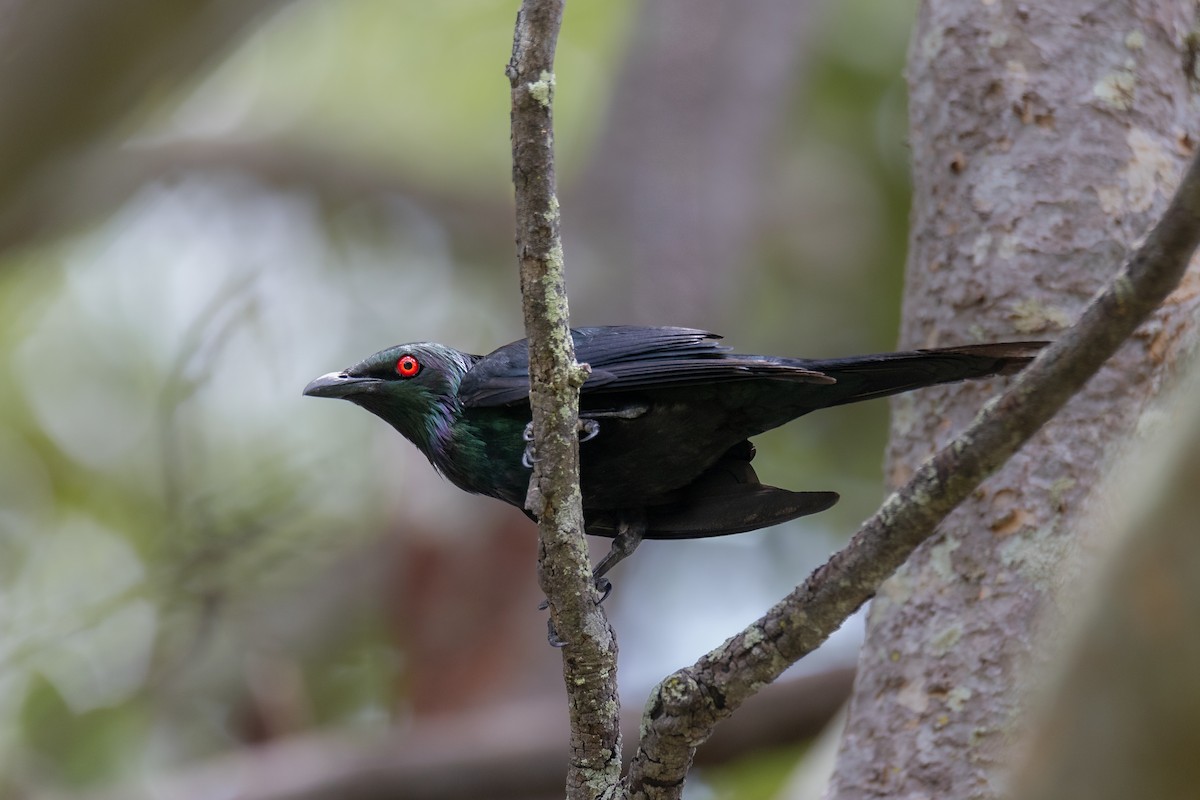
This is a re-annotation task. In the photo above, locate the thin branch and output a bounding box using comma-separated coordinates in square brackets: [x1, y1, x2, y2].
[625, 152, 1200, 797]
[507, 2, 622, 798]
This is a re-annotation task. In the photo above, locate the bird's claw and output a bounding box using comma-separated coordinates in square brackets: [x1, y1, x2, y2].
[522, 421, 537, 468]
[547, 618, 567, 648]
[578, 418, 600, 442]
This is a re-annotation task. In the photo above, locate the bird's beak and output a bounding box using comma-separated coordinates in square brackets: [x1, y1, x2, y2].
[303, 372, 382, 398]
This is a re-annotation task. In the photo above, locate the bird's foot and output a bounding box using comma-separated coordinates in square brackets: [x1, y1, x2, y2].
[578, 418, 600, 442]
[547, 618, 567, 648]
[521, 421, 537, 468]
[522, 418, 602, 469]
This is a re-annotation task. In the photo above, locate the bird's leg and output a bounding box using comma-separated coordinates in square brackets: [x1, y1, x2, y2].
[591, 513, 646, 599]
[529, 405, 646, 646]
[538, 513, 646, 647]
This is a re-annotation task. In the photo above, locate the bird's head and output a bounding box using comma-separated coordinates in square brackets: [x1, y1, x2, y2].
[304, 342, 477, 457]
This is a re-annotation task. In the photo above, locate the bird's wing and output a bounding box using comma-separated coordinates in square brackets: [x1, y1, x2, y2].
[458, 326, 834, 407]
[585, 449, 840, 539]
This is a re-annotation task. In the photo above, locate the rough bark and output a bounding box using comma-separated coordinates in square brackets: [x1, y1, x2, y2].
[827, 2, 1200, 798]
[507, 3, 622, 797]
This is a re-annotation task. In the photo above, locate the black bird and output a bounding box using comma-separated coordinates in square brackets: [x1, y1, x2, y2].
[304, 326, 1040, 588]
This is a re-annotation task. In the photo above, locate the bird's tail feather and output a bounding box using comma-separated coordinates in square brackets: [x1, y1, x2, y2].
[795, 341, 1045, 409]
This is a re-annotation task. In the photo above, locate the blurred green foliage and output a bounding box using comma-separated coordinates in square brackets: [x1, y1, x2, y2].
[0, 0, 916, 795]
[704, 743, 811, 800]
[172, 0, 635, 193]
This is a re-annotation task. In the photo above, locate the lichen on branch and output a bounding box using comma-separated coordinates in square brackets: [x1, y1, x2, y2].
[506, 2, 623, 797]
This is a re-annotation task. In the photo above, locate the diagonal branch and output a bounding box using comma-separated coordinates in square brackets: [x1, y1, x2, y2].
[507, 2, 623, 797]
[625, 151, 1200, 798]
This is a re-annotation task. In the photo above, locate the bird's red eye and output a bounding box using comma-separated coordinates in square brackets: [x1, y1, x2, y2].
[396, 355, 421, 377]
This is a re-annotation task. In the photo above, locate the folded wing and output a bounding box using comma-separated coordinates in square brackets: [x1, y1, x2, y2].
[458, 326, 833, 407]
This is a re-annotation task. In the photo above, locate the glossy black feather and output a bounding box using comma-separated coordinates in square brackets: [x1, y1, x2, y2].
[458, 326, 833, 407]
[308, 328, 1044, 542]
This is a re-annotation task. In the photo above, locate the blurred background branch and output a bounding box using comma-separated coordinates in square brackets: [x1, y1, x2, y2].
[571, 0, 816, 325]
[54, 669, 854, 800]
[1, 137, 516, 259]
[0, 0, 290, 254]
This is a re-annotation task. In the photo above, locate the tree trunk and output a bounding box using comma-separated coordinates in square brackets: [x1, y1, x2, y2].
[826, 2, 1200, 797]
[571, 0, 814, 327]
